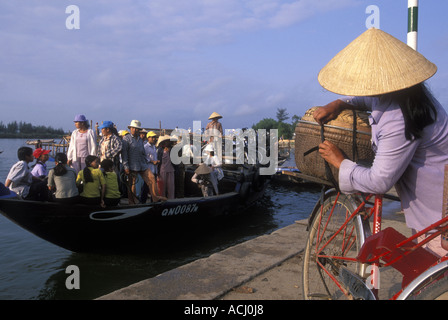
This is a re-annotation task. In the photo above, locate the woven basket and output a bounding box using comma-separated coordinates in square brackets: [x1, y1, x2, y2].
[295, 107, 374, 183]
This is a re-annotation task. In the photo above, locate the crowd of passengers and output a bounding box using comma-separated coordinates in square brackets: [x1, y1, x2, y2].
[1, 112, 225, 207]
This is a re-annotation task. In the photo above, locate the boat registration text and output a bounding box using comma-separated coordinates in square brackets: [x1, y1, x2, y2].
[161, 204, 199, 216]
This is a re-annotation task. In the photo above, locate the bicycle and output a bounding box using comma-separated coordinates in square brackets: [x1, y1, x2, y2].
[301, 185, 448, 300]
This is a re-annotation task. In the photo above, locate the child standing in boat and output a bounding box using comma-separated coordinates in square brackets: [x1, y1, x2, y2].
[100, 159, 121, 207]
[76, 155, 106, 207]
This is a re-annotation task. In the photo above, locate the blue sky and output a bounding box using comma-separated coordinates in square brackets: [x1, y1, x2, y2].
[1, 0, 447, 133]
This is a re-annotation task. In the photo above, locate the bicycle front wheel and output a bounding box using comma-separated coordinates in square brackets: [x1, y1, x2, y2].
[302, 192, 366, 300]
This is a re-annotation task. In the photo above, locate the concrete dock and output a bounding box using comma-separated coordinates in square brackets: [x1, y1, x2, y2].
[98, 199, 410, 300]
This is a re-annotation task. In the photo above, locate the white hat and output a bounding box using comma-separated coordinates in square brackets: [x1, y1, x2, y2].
[127, 120, 142, 129]
[204, 144, 214, 152]
[157, 134, 172, 147]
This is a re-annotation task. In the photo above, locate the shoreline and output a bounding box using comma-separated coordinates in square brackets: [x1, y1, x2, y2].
[98, 199, 409, 300]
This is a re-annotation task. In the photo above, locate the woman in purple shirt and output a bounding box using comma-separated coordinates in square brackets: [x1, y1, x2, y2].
[313, 28, 448, 257]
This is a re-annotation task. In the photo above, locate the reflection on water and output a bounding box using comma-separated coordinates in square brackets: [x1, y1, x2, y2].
[0, 138, 321, 300]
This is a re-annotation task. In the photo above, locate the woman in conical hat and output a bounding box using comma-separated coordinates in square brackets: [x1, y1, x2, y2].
[191, 163, 217, 197]
[205, 111, 223, 137]
[313, 28, 448, 257]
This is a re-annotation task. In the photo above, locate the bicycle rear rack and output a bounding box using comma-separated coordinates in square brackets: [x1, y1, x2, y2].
[357, 215, 448, 288]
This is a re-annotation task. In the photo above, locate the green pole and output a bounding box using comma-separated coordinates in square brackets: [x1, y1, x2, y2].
[407, 0, 418, 50]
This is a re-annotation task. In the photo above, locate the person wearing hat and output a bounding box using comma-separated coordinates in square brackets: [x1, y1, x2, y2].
[156, 135, 176, 199]
[31, 148, 51, 179]
[314, 28, 448, 257]
[144, 131, 159, 175]
[122, 120, 164, 204]
[205, 112, 223, 137]
[205, 111, 224, 158]
[97, 121, 122, 171]
[139, 128, 148, 143]
[140, 131, 159, 203]
[191, 163, 217, 197]
[118, 130, 129, 137]
[67, 114, 97, 174]
[203, 144, 222, 192]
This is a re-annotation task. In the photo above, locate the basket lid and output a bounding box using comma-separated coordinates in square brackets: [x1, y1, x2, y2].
[301, 107, 371, 133]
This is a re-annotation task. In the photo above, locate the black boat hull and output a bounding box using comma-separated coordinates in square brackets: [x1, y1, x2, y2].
[0, 184, 266, 252]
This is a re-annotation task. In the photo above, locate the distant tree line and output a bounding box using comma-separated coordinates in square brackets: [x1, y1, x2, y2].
[0, 121, 66, 138]
[252, 108, 300, 139]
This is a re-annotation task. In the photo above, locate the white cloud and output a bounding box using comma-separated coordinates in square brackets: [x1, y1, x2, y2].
[268, 1, 314, 28]
[266, 93, 287, 106]
[268, 0, 359, 29]
[234, 104, 257, 116]
[197, 77, 233, 96]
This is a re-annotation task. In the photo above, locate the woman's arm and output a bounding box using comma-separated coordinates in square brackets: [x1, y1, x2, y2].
[339, 109, 419, 194]
[100, 183, 106, 208]
[313, 97, 370, 125]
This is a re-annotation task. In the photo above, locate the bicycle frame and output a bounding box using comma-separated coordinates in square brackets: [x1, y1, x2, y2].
[315, 190, 448, 300]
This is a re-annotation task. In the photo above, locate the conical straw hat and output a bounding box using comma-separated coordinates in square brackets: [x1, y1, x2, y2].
[208, 112, 222, 120]
[318, 28, 437, 96]
[195, 163, 212, 175]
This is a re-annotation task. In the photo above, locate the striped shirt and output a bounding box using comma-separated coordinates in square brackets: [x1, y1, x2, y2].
[98, 134, 122, 162]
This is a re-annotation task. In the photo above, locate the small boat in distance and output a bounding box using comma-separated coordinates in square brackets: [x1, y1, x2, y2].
[26, 137, 70, 157]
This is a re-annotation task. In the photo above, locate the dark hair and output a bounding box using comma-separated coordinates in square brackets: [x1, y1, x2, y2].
[103, 126, 119, 136]
[385, 83, 438, 140]
[54, 153, 68, 176]
[100, 159, 114, 173]
[111, 126, 119, 136]
[160, 140, 173, 149]
[78, 121, 90, 129]
[83, 155, 99, 183]
[17, 147, 33, 161]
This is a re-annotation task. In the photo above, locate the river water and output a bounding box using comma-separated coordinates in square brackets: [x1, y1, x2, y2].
[0, 138, 321, 300]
